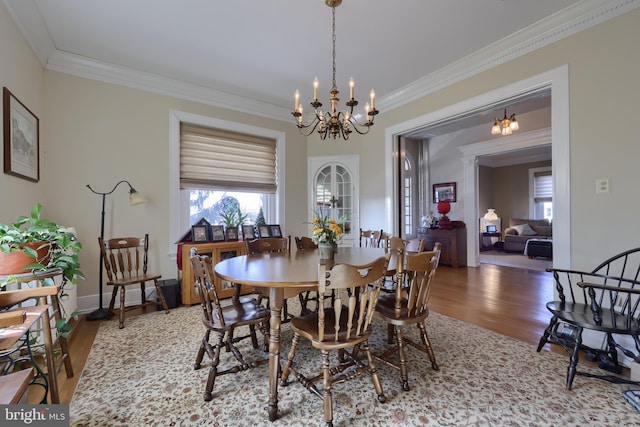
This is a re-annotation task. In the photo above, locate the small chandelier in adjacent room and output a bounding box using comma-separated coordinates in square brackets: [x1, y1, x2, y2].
[491, 108, 519, 136]
[292, 0, 378, 140]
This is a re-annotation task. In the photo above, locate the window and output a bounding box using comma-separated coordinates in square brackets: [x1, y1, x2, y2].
[404, 157, 412, 235]
[530, 167, 552, 221]
[169, 111, 285, 257]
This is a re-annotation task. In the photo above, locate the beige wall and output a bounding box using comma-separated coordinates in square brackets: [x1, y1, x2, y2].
[0, 2, 46, 219]
[491, 161, 552, 221]
[3, 4, 640, 310]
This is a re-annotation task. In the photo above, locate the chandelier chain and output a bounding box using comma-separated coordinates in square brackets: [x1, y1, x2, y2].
[332, 6, 337, 90]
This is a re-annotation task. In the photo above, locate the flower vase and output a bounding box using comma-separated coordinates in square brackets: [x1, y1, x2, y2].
[318, 243, 335, 261]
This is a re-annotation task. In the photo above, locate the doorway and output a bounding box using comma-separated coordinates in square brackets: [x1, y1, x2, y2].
[384, 66, 570, 269]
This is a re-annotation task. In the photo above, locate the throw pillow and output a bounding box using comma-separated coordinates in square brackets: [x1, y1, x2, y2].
[511, 223, 537, 236]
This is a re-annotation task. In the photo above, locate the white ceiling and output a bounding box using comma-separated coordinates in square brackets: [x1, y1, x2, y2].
[4, 0, 637, 155]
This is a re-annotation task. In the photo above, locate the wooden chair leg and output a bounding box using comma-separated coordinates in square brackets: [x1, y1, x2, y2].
[417, 322, 439, 371]
[195, 330, 210, 369]
[118, 286, 126, 329]
[108, 286, 118, 315]
[566, 329, 582, 390]
[395, 327, 410, 391]
[280, 334, 300, 385]
[362, 341, 386, 403]
[153, 279, 170, 313]
[204, 333, 224, 401]
[321, 349, 334, 427]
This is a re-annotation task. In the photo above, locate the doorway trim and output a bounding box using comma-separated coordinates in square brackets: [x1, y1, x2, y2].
[384, 65, 570, 268]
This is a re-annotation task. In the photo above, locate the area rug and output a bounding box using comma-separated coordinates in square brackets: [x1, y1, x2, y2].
[70, 304, 638, 426]
[479, 251, 552, 271]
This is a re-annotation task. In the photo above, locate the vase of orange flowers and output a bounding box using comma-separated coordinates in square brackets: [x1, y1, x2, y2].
[310, 212, 343, 261]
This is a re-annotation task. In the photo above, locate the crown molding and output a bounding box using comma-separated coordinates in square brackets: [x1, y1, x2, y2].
[380, 0, 640, 112]
[45, 51, 291, 122]
[5, 0, 638, 123]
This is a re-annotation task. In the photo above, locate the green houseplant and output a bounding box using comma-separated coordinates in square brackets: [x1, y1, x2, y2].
[217, 196, 249, 229]
[0, 203, 84, 288]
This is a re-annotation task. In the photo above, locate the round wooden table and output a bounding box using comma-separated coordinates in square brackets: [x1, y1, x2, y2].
[214, 246, 385, 422]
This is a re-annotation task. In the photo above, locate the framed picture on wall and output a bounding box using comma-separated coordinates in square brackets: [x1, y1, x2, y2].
[433, 182, 457, 203]
[3, 87, 39, 182]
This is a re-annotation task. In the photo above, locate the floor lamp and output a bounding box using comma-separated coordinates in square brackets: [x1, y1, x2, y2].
[85, 180, 146, 321]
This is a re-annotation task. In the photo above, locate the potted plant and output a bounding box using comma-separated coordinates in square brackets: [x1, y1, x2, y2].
[0, 203, 84, 288]
[217, 196, 249, 233]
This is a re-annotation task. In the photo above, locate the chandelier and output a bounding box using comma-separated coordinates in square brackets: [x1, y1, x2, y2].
[292, 0, 378, 140]
[491, 108, 519, 136]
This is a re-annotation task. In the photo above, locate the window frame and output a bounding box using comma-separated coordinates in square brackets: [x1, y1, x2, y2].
[169, 110, 286, 260]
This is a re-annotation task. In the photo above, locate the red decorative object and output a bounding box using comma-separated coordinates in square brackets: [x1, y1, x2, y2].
[437, 201, 452, 229]
[437, 201, 451, 215]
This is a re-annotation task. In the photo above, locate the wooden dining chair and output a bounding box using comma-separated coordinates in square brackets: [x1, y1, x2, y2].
[382, 236, 405, 291]
[359, 229, 374, 247]
[294, 236, 321, 315]
[99, 234, 170, 328]
[280, 255, 389, 427]
[372, 229, 384, 248]
[245, 236, 293, 319]
[295, 236, 318, 250]
[405, 237, 425, 253]
[190, 252, 270, 401]
[245, 236, 291, 254]
[374, 243, 441, 391]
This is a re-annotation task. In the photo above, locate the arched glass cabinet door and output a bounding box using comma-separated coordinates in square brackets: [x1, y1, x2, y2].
[312, 160, 357, 246]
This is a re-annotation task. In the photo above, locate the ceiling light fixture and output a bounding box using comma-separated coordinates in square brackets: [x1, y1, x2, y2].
[292, 0, 378, 140]
[491, 108, 519, 136]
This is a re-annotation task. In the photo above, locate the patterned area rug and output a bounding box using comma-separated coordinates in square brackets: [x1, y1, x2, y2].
[70, 303, 638, 426]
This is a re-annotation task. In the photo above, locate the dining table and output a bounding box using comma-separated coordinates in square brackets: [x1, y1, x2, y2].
[214, 245, 386, 422]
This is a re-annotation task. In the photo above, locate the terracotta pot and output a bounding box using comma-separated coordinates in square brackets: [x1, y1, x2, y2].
[0, 242, 51, 275]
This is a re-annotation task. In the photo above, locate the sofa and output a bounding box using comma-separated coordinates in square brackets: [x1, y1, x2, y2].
[503, 218, 552, 253]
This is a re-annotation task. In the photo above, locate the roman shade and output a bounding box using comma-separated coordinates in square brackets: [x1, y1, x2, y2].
[180, 123, 277, 193]
[533, 170, 552, 203]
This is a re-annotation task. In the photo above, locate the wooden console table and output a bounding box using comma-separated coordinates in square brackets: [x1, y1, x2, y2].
[180, 241, 247, 305]
[416, 226, 467, 268]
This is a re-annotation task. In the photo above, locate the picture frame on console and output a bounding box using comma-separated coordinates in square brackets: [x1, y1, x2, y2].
[211, 225, 225, 242]
[258, 225, 271, 238]
[242, 225, 255, 240]
[433, 182, 457, 203]
[191, 224, 210, 243]
[225, 227, 238, 241]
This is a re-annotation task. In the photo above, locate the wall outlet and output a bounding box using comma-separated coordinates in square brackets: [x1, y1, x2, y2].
[596, 178, 610, 193]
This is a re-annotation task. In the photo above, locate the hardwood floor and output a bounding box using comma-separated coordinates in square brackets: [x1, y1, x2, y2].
[41, 263, 559, 404]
